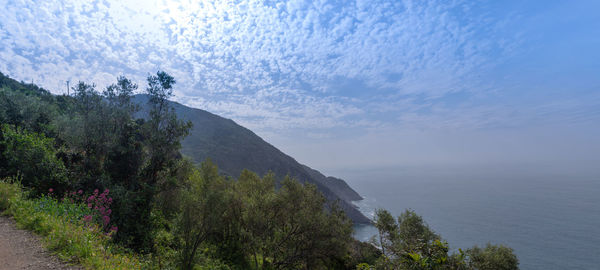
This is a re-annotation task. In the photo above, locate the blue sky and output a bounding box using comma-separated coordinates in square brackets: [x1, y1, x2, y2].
[1, 0, 599, 173]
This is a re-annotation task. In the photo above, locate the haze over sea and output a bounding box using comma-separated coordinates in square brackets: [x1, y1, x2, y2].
[331, 165, 600, 270]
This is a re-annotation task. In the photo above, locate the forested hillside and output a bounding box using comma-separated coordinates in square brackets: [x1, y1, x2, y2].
[0, 71, 518, 269]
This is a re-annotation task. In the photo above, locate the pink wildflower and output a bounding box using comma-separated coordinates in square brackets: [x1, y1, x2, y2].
[83, 215, 92, 223]
[102, 215, 110, 225]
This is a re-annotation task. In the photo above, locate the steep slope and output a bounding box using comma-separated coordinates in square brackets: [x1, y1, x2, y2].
[301, 165, 363, 202]
[133, 95, 370, 224]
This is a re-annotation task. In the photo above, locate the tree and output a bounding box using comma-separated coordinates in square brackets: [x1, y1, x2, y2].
[104, 76, 137, 109]
[394, 209, 441, 256]
[0, 91, 23, 128]
[372, 209, 451, 270]
[102, 76, 142, 188]
[371, 209, 520, 270]
[62, 81, 110, 189]
[466, 244, 519, 270]
[103, 72, 191, 252]
[144, 71, 191, 185]
[176, 161, 232, 270]
[0, 87, 58, 137]
[373, 209, 397, 258]
[236, 170, 277, 269]
[263, 177, 353, 269]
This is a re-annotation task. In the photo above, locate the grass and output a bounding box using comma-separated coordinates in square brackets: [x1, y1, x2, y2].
[0, 179, 147, 269]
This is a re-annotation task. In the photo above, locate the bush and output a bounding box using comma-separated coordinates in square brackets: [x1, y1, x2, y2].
[0, 125, 69, 196]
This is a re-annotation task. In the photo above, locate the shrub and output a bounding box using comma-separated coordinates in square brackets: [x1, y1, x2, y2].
[0, 125, 69, 196]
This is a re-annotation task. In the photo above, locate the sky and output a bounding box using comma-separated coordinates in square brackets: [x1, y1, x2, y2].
[1, 0, 599, 175]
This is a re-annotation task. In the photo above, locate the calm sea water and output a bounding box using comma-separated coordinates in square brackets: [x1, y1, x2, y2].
[332, 165, 600, 270]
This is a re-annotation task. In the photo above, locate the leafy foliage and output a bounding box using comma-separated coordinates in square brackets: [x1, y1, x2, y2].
[176, 161, 235, 269]
[466, 244, 519, 270]
[370, 209, 519, 270]
[0, 125, 68, 196]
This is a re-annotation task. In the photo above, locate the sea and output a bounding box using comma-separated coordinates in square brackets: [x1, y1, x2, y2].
[331, 165, 600, 270]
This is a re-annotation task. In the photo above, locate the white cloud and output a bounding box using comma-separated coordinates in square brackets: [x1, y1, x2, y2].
[1, 0, 593, 139]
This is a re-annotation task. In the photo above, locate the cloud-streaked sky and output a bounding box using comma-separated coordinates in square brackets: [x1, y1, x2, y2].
[1, 0, 599, 173]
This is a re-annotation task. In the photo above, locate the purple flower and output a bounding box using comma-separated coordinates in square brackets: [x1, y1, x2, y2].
[78, 190, 83, 195]
[48, 188, 54, 193]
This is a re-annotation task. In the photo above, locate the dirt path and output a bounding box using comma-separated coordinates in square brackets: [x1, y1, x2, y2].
[0, 216, 80, 270]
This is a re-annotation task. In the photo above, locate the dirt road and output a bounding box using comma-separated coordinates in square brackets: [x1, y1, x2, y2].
[0, 216, 80, 270]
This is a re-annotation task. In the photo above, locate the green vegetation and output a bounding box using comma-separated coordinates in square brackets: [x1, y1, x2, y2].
[0, 125, 68, 195]
[368, 209, 519, 269]
[0, 71, 518, 269]
[157, 93, 370, 224]
[465, 244, 519, 270]
[0, 179, 144, 269]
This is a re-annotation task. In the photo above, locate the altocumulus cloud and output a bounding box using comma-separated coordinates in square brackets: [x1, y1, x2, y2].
[0, 0, 517, 133]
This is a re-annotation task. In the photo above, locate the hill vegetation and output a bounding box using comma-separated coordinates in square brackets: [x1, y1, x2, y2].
[0, 71, 518, 269]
